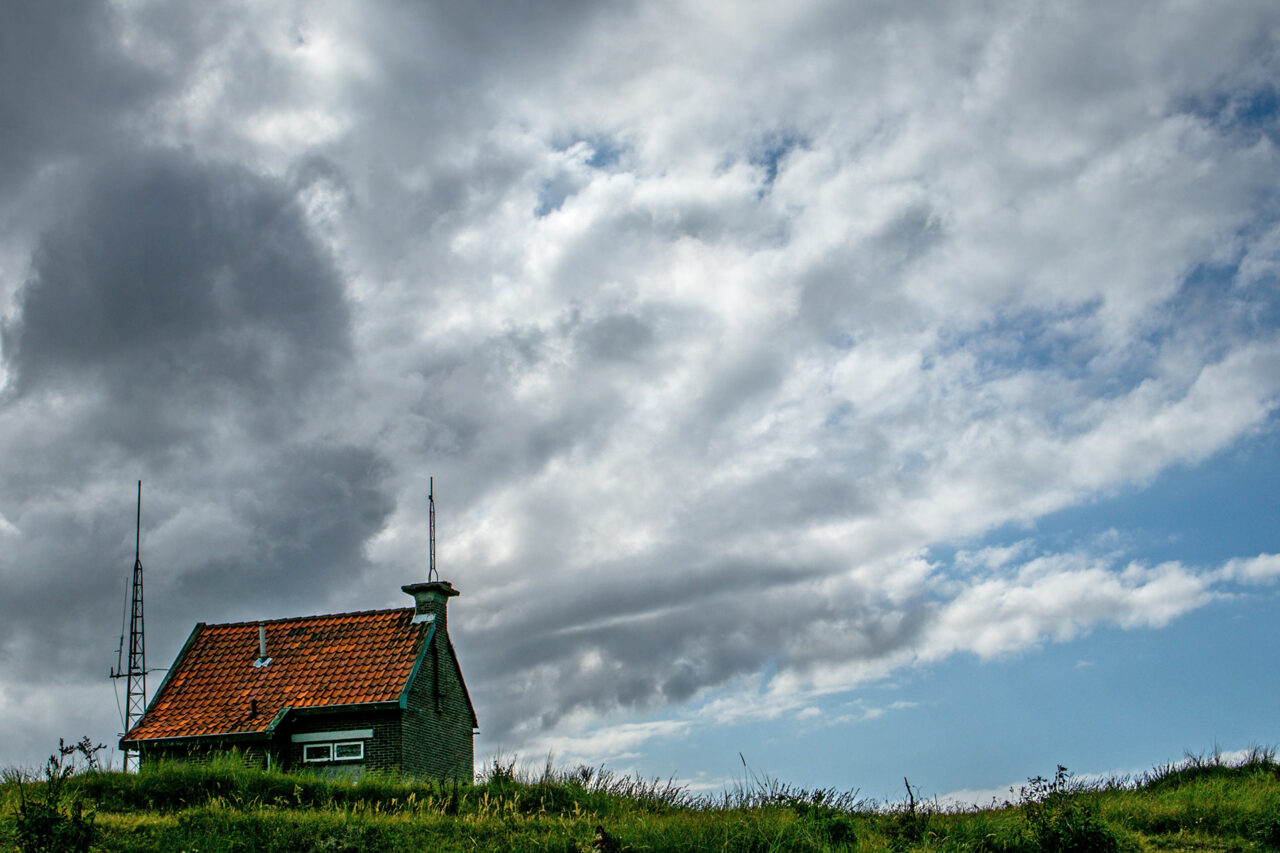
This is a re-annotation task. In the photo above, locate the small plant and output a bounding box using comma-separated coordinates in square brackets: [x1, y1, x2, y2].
[771, 786, 858, 848]
[798, 801, 858, 847]
[883, 777, 931, 852]
[1018, 765, 1118, 853]
[10, 737, 105, 853]
[1254, 816, 1280, 850]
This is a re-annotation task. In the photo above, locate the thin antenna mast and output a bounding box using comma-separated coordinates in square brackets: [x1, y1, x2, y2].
[110, 481, 147, 772]
[428, 477, 438, 582]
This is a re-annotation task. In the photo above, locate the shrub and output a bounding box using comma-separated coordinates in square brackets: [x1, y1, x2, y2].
[1018, 766, 1118, 853]
[1253, 815, 1280, 850]
[10, 737, 104, 853]
[881, 778, 933, 852]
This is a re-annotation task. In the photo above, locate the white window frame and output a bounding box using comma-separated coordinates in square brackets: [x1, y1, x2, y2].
[302, 743, 333, 763]
[333, 741, 364, 761]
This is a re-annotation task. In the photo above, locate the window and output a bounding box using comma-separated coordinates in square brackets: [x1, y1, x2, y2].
[301, 740, 364, 763]
[333, 741, 364, 761]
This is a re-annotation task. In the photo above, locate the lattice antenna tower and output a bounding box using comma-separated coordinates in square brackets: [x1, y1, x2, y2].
[110, 481, 147, 772]
[428, 476, 438, 582]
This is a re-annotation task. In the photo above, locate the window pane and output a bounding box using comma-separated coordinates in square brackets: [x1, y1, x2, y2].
[334, 742, 363, 760]
[303, 744, 332, 762]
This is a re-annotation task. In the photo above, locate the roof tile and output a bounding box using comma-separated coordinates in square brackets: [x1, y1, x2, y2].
[123, 608, 425, 742]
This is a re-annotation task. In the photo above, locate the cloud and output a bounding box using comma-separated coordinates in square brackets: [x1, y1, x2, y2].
[5, 150, 349, 429]
[1, 0, 1279, 773]
[921, 557, 1213, 663]
[523, 719, 693, 767]
[1219, 553, 1280, 584]
[0, 2, 161, 195]
[0, 147, 391, 714]
[528, 546, 1270, 758]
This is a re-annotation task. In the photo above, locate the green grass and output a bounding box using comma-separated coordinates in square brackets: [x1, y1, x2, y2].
[3, 748, 1279, 852]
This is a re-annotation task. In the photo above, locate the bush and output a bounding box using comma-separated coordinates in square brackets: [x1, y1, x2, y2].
[880, 777, 932, 852]
[10, 737, 104, 853]
[1018, 766, 1118, 853]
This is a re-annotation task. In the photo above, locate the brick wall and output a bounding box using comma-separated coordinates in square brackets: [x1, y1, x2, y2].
[139, 741, 273, 769]
[402, 632, 475, 782]
[278, 707, 400, 774]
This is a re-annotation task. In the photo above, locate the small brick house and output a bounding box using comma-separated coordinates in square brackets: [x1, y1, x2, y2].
[120, 580, 477, 780]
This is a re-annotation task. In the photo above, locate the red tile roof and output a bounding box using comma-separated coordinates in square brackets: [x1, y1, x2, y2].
[123, 608, 427, 742]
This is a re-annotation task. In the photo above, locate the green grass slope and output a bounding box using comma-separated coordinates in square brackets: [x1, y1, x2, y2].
[3, 748, 1278, 852]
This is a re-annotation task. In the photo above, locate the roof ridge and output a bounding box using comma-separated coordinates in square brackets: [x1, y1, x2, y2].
[204, 606, 414, 628]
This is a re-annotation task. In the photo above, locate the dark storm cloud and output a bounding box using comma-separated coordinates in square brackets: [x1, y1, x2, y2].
[338, 0, 612, 205]
[0, 443, 393, 679]
[0, 148, 388, 702]
[4, 149, 350, 447]
[0, 502, 134, 684]
[464, 545, 927, 740]
[0, 1, 159, 193]
[397, 316, 648, 507]
[0, 443, 393, 767]
[170, 445, 394, 619]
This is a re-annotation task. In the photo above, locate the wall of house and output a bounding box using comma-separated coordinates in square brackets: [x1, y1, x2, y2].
[138, 741, 273, 770]
[402, 634, 474, 781]
[278, 707, 401, 775]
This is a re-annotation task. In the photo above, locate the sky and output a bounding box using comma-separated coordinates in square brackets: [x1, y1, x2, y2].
[1, 0, 1278, 803]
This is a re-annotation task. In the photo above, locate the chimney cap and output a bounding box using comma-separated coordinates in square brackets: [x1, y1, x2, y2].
[402, 580, 459, 598]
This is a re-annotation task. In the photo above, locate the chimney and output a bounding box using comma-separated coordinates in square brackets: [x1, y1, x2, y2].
[402, 581, 459, 634]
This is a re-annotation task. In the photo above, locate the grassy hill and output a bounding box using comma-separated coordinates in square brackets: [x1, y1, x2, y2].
[2, 745, 1277, 852]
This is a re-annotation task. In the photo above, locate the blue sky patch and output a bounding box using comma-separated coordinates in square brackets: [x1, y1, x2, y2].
[748, 130, 806, 193]
[1178, 82, 1280, 143]
[932, 302, 1106, 381]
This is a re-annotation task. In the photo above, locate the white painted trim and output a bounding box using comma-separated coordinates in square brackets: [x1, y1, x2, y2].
[302, 743, 332, 763]
[291, 729, 373, 744]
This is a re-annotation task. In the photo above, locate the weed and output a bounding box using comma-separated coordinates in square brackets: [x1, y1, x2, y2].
[1018, 766, 1118, 853]
[1137, 745, 1280, 792]
[9, 736, 105, 853]
[883, 778, 933, 852]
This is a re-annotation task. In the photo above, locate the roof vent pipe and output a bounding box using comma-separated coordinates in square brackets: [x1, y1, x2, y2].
[253, 624, 272, 667]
